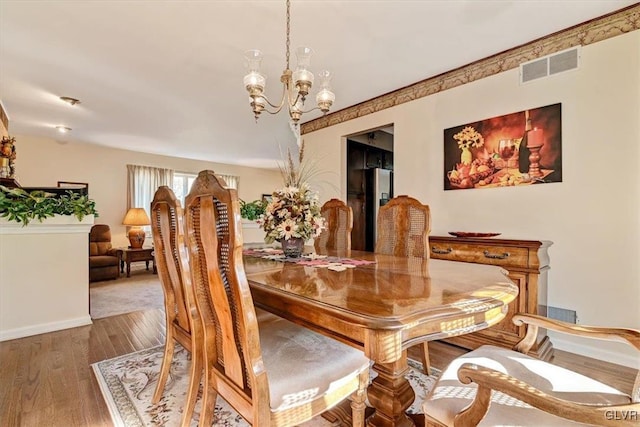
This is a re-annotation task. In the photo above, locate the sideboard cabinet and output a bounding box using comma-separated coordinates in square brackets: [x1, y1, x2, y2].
[429, 236, 553, 360]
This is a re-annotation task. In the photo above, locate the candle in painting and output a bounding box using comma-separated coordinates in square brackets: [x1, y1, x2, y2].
[528, 128, 545, 147]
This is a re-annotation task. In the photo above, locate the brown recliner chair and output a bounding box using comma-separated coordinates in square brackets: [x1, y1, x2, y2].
[89, 224, 121, 282]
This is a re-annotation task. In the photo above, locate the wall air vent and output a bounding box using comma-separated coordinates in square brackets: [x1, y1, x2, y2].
[547, 306, 578, 324]
[520, 46, 580, 84]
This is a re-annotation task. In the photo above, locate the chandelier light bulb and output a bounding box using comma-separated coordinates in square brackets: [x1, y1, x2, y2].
[55, 125, 71, 133]
[244, 71, 266, 91]
[244, 49, 266, 96]
[316, 70, 335, 112]
[292, 47, 314, 98]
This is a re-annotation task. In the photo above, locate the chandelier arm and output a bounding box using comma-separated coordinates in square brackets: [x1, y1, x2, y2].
[288, 91, 303, 109]
[261, 82, 290, 112]
[296, 105, 325, 115]
[263, 102, 287, 115]
[262, 109, 289, 116]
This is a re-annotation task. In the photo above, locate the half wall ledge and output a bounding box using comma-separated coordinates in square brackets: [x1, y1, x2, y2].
[0, 215, 94, 341]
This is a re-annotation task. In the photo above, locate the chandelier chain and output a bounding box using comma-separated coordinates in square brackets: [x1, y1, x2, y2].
[285, 0, 291, 70]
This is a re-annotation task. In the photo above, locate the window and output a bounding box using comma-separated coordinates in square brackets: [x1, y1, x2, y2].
[172, 172, 239, 205]
[172, 172, 197, 205]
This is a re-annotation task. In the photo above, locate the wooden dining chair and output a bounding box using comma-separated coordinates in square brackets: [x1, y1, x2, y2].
[150, 186, 202, 427]
[183, 170, 370, 427]
[314, 198, 353, 252]
[423, 314, 640, 426]
[375, 195, 432, 374]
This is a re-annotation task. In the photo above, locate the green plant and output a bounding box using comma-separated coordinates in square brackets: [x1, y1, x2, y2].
[0, 185, 98, 226]
[239, 199, 265, 221]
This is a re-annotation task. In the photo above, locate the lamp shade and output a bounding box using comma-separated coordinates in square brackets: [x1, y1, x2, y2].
[122, 208, 150, 226]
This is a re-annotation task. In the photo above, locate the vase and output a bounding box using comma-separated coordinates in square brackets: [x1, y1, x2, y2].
[281, 237, 304, 258]
[460, 146, 472, 165]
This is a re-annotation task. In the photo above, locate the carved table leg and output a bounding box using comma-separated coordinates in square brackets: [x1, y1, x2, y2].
[367, 351, 415, 427]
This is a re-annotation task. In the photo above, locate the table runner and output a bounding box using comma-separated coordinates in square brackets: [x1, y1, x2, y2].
[243, 247, 376, 271]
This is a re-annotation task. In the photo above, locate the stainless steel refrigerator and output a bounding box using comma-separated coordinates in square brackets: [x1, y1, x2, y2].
[364, 168, 393, 251]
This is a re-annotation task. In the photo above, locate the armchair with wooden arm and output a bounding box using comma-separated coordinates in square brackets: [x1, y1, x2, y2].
[424, 314, 640, 426]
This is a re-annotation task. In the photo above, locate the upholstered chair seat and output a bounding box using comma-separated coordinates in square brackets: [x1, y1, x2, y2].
[423, 345, 630, 426]
[423, 314, 640, 427]
[257, 312, 370, 413]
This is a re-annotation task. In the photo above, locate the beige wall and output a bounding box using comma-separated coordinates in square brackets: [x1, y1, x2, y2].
[13, 135, 282, 247]
[304, 31, 640, 367]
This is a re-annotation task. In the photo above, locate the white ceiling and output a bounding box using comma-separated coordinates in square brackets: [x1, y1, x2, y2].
[0, 1, 635, 169]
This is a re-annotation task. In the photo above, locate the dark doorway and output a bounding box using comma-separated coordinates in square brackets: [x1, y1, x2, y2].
[346, 127, 394, 251]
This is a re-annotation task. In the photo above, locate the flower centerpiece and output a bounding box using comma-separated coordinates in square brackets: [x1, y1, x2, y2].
[453, 126, 484, 165]
[0, 136, 17, 178]
[259, 141, 325, 257]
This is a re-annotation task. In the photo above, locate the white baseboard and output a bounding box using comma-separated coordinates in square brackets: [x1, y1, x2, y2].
[0, 316, 93, 342]
[551, 334, 640, 369]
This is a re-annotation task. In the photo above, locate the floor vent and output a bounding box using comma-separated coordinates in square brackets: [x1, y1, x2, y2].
[520, 46, 580, 84]
[547, 306, 578, 324]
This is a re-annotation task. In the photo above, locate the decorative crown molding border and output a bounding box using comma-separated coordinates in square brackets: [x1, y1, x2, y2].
[301, 4, 640, 135]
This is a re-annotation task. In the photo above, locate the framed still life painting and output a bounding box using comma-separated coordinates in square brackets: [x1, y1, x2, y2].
[444, 103, 562, 190]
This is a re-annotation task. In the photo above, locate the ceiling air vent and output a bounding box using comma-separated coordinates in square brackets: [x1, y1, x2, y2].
[520, 46, 580, 84]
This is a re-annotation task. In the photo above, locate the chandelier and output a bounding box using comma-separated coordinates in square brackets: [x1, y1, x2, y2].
[243, 0, 335, 123]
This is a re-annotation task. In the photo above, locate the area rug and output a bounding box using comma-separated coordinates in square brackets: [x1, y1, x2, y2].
[92, 344, 439, 426]
[90, 265, 164, 319]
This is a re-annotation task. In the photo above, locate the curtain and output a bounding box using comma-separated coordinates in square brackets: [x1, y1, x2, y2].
[218, 173, 239, 190]
[126, 164, 174, 217]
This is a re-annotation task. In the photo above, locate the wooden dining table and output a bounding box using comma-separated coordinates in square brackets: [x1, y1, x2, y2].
[243, 249, 518, 427]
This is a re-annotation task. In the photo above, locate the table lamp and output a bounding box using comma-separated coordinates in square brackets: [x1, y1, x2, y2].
[122, 208, 151, 249]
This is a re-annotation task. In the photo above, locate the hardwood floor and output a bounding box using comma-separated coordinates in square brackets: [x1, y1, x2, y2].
[0, 309, 635, 426]
[0, 309, 166, 427]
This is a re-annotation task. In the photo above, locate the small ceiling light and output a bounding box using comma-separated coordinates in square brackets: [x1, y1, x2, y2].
[56, 126, 71, 133]
[59, 96, 80, 106]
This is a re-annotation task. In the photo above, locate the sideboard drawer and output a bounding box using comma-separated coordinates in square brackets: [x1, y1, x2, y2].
[429, 235, 554, 361]
[430, 241, 529, 268]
